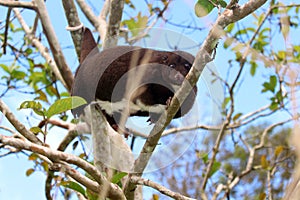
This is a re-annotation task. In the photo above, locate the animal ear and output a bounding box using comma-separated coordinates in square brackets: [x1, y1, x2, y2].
[80, 27, 97, 63]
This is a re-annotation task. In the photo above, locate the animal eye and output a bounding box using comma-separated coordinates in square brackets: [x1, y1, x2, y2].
[184, 63, 191, 70]
[169, 63, 176, 68]
[162, 55, 168, 60]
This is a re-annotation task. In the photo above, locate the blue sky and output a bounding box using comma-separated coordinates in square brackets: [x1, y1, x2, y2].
[0, 0, 298, 199]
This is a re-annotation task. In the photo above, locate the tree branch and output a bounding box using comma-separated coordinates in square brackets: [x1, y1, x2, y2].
[34, 0, 74, 92]
[103, 0, 125, 48]
[131, 176, 196, 200]
[0, 0, 36, 9]
[0, 99, 43, 145]
[0, 135, 126, 200]
[76, 0, 108, 40]
[62, 0, 83, 60]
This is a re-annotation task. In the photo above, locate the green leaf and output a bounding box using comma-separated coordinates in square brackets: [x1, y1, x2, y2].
[226, 23, 235, 33]
[0, 64, 10, 73]
[262, 75, 277, 93]
[208, 161, 221, 177]
[269, 75, 277, 91]
[123, 12, 148, 37]
[61, 181, 86, 197]
[19, 101, 40, 110]
[194, 0, 215, 17]
[222, 97, 231, 109]
[277, 51, 286, 61]
[30, 126, 43, 135]
[219, 0, 227, 8]
[111, 172, 128, 184]
[46, 96, 87, 118]
[11, 69, 26, 80]
[199, 152, 209, 164]
[19, 100, 45, 116]
[269, 101, 278, 110]
[25, 48, 33, 55]
[250, 61, 258, 76]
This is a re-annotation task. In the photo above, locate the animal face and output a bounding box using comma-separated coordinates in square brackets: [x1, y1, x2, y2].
[157, 51, 195, 85]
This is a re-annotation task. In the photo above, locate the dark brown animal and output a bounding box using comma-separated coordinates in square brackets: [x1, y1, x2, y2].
[71, 28, 197, 129]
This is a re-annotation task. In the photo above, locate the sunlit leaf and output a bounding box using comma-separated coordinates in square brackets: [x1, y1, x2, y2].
[19, 100, 45, 116]
[46, 96, 87, 118]
[35, 90, 48, 102]
[233, 113, 243, 121]
[28, 153, 39, 161]
[222, 97, 231, 109]
[261, 155, 269, 169]
[259, 192, 266, 200]
[275, 145, 284, 157]
[30, 126, 43, 135]
[194, 0, 215, 17]
[0, 64, 10, 73]
[41, 161, 49, 172]
[226, 23, 235, 33]
[152, 194, 159, 200]
[26, 168, 35, 177]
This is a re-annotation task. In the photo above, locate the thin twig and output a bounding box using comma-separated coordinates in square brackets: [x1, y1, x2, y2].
[131, 176, 196, 200]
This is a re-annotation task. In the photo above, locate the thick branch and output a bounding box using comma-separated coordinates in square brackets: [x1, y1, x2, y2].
[0, 135, 126, 200]
[34, 0, 74, 92]
[60, 163, 101, 194]
[103, 0, 125, 48]
[0, 0, 36, 9]
[62, 0, 83, 59]
[0, 99, 42, 145]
